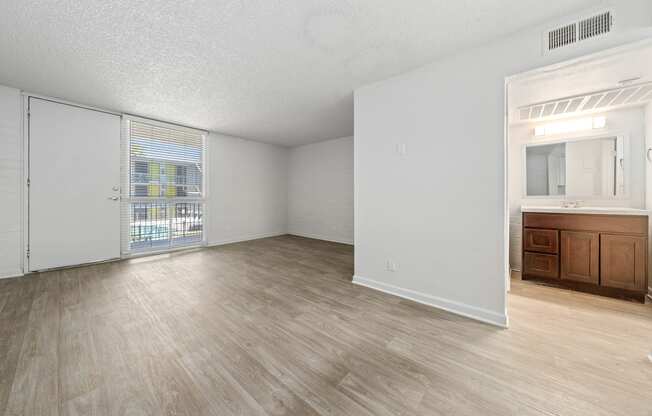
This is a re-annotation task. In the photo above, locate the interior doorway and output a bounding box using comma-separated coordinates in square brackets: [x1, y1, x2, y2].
[504, 40, 652, 305]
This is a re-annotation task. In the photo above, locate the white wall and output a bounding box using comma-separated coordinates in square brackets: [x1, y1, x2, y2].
[646, 104, 652, 209]
[207, 132, 288, 245]
[354, 2, 652, 327]
[288, 136, 354, 244]
[509, 107, 647, 269]
[0, 85, 22, 278]
[646, 103, 652, 294]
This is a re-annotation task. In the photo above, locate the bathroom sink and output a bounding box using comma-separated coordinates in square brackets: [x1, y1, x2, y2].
[521, 206, 650, 216]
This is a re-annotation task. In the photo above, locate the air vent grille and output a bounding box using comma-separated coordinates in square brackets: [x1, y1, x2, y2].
[544, 10, 613, 53]
[579, 11, 612, 41]
[549, 23, 576, 50]
[517, 82, 652, 122]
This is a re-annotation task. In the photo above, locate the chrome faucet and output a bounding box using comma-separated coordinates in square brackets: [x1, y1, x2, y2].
[561, 200, 583, 208]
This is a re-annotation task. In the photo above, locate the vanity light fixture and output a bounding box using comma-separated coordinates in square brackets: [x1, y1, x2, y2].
[533, 116, 607, 137]
[592, 116, 607, 129]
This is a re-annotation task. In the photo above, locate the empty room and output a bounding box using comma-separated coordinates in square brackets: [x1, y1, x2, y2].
[1, 1, 651, 415]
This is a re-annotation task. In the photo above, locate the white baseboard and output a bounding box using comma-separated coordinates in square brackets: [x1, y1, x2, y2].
[0, 234, 286, 276]
[352, 275, 508, 328]
[0, 270, 24, 280]
[206, 232, 287, 247]
[287, 232, 353, 245]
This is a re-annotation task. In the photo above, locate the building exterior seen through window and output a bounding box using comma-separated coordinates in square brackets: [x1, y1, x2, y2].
[127, 121, 204, 252]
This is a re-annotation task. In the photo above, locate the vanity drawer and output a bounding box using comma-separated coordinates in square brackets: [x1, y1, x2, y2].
[523, 228, 558, 254]
[524, 252, 559, 279]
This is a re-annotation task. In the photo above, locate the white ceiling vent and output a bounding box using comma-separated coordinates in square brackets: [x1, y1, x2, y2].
[548, 23, 576, 51]
[544, 10, 613, 54]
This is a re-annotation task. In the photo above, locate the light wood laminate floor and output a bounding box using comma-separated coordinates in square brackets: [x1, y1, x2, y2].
[0, 235, 651, 416]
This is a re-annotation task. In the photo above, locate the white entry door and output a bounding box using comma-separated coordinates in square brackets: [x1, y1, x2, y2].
[29, 98, 121, 271]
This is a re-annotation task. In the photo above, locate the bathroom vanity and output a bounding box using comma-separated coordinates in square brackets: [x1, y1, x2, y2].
[521, 206, 649, 302]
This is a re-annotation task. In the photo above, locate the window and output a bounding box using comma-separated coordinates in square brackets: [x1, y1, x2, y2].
[134, 185, 148, 197]
[123, 120, 205, 253]
[133, 161, 148, 184]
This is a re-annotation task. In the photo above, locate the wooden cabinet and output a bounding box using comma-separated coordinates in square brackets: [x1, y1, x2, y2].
[523, 228, 558, 254]
[522, 212, 648, 302]
[560, 231, 598, 284]
[524, 252, 558, 279]
[600, 234, 647, 291]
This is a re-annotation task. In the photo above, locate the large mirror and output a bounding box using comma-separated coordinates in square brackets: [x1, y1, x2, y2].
[525, 136, 623, 198]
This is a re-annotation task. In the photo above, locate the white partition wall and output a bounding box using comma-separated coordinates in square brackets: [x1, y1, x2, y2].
[0, 85, 22, 278]
[646, 103, 652, 296]
[353, 3, 652, 327]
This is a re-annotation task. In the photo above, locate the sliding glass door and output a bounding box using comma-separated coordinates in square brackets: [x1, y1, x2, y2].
[123, 119, 205, 253]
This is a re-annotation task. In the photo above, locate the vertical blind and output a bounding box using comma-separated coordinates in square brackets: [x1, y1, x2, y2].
[122, 120, 205, 253]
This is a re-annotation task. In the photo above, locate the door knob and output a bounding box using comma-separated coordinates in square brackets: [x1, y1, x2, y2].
[112, 186, 120, 191]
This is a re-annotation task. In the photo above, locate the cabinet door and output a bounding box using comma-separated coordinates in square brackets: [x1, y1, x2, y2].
[560, 231, 599, 284]
[600, 234, 647, 291]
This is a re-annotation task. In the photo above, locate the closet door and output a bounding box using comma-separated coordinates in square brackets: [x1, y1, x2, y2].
[28, 98, 121, 271]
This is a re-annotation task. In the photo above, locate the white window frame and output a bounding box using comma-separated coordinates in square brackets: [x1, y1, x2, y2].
[121, 115, 208, 256]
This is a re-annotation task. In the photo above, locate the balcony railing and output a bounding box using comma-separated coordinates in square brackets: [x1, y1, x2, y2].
[129, 201, 203, 251]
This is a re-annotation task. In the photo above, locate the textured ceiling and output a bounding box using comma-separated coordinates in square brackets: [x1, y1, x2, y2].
[0, 0, 597, 146]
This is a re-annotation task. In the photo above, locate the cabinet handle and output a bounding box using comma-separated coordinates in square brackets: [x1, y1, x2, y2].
[647, 148, 652, 162]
